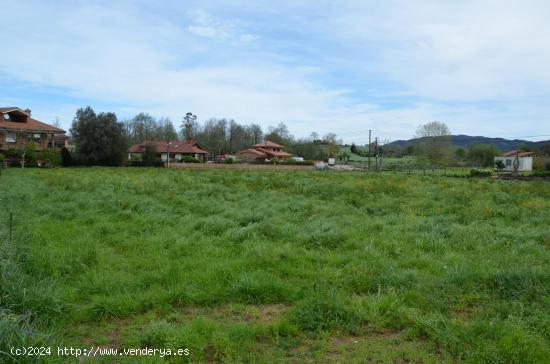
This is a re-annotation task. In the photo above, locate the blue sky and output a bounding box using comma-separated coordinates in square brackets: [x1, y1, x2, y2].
[1, 0, 550, 143]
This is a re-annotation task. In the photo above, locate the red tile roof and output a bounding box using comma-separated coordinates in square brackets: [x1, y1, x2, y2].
[128, 140, 208, 154]
[255, 147, 292, 157]
[502, 150, 535, 157]
[237, 148, 268, 157]
[252, 140, 283, 148]
[0, 107, 65, 133]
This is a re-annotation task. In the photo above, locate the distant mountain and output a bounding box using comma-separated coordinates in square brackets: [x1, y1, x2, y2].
[385, 134, 550, 151]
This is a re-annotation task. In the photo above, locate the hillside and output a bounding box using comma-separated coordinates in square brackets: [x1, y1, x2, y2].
[385, 134, 550, 150]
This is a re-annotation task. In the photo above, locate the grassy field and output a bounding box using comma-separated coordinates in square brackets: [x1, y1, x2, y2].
[1, 168, 549, 363]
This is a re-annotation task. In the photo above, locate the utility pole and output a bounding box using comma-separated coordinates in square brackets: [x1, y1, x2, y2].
[368, 129, 372, 170]
[166, 141, 171, 167]
[375, 137, 379, 171]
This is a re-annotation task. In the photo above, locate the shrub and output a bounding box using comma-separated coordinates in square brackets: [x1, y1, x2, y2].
[37, 149, 61, 167]
[470, 169, 493, 177]
[24, 142, 38, 166]
[224, 157, 234, 164]
[494, 160, 505, 172]
[60, 147, 73, 167]
[4, 149, 20, 158]
[183, 156, 201, 163]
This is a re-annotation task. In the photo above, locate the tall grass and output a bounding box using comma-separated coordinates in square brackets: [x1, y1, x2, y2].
[1, 167, 549, 362]
[0, 229, 64, 363]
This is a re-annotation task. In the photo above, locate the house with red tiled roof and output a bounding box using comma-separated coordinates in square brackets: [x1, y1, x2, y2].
[236, 140, 292, 162]
[128, 140, 208, 162]
[0, 107, 65, 151]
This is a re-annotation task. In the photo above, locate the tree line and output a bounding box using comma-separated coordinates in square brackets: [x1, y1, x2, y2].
[69, 106, 342, 165]
[68, 107, 550, 168]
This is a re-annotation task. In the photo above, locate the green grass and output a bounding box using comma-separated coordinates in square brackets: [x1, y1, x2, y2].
[1, 167, 549, 363]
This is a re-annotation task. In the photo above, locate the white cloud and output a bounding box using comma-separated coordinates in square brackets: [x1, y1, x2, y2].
[0, 0, 549, 141]
[328, 0, 550, 101]
[187, 9, 257, 43]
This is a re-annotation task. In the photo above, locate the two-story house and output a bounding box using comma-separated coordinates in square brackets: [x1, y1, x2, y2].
[236, 140, 292, 162]
[0, 107, 65, 151]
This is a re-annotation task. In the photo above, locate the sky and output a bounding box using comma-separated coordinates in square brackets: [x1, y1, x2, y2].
[1, 0, 550, 144]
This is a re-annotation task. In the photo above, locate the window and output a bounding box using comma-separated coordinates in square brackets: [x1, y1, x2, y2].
[5, 131, 16, 143]
[505, 159, 512, 166]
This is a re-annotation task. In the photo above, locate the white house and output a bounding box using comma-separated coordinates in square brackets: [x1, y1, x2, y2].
[494, 150, 534, 172]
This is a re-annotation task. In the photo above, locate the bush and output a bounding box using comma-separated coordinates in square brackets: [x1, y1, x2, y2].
[4, 149, 20, 158]
[23, 142, 38, 166]
[183, 156, 201, 163]
[470, 169, 493, 177]
[224, 157, 234, 164]
[494, 160, 505, 172]
[37, 149, 61, 167]
[60, 147, 73, 167]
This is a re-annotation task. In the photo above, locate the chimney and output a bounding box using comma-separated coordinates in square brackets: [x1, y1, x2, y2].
[24, 108, 32, 115]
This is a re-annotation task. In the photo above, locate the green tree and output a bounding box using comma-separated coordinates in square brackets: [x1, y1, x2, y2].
[157, 117, 178, 141]
[181, 112, 197, 140]
[414, 121, 452, 167]
[265, 123, 293, 146]
[70, 106, 126, 166]
[323, 133, 340, 158]
[467, 143, 499, 167]
[455, 148, 466, 161]
[248, 124, 263, 145]
[142, 144, 157, 166]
